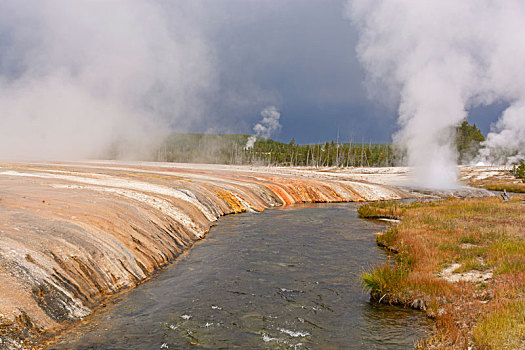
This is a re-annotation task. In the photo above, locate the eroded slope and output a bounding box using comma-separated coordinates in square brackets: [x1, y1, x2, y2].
[0, 161, 410, 348]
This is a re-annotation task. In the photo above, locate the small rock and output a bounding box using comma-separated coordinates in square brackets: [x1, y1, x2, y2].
[411, 299, 426, 310]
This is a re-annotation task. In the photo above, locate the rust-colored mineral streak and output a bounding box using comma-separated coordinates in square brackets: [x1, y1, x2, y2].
[0, 161, 411, 348]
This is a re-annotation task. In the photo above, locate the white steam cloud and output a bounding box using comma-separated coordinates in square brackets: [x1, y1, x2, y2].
[480, 103, 525, 165]
[0, 1, 215, 160]
[347, 0, 525, 188]
[245, 106, 281, 149]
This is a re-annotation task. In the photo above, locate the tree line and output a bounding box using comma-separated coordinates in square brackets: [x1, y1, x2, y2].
[107, 120, 489, 167]
[150, 133, 397, 167]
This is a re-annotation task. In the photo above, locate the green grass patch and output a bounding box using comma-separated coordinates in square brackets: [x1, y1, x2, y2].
[376, 227, 399, 248]
[473, 298, 525, 350]
[458, 233, 480, 244]
[488, 239, 525, 274]
[453, 257, 487, 273]
[357, 201, 403, 219]
[361, 263, 408, 300]
[484, 182, 525, 193]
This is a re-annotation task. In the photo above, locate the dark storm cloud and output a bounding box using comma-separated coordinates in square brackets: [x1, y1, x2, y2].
[197, 0, 397, 143]
[200, 0, 504, 145]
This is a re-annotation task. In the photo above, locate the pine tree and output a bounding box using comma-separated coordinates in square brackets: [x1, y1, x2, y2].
[457, 121, 485, 164]
[515, 161, 525, 183]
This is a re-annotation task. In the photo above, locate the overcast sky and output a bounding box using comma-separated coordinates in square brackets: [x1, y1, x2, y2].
[196, 0, 397, 143]
[0, 0, 503, 154]
[192, 0, 502, 144]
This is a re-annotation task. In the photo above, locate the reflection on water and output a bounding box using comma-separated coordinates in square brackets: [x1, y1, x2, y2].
[51, 203, 431, 349]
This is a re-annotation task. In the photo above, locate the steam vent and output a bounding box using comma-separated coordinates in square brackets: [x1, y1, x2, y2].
[0, 161, 415, 347]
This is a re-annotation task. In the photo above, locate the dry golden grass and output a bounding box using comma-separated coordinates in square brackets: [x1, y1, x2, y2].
[359, 197, 525, 349]
[483, 182, 525, 193]
[465, 171, 525, 193]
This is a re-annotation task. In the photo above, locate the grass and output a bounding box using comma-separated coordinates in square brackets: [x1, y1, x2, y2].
[359, 196, 525, 349]
[473, 298, 525, 349]
[464, 167, 525, 193]
[483, 182, 525, 193]
[357, 200, 403, 219]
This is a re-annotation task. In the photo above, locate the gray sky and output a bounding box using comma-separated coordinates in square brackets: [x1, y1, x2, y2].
[0, 0, 503, 160]
[195, 0, 398, 143]
[188, 0, 501, 144]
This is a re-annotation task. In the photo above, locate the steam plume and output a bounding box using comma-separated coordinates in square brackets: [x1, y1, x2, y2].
[347, 0, 525, 187]
[480, 103, 525, 165]
[0, 0, 215, 160]
[245, 106, 282, 149]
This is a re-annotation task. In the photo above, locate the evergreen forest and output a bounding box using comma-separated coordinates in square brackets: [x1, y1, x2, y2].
[109, 121, 490, 167]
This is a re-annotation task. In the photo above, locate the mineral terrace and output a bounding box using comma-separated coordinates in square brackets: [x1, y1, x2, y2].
[0, 162, 500, 348]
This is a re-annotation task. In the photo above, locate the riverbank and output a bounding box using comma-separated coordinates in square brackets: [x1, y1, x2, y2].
[0, 161, 414, 349]
[359, 197, 525, 349]
[460, 165, 525, 193]
[48, 203, 431, 349]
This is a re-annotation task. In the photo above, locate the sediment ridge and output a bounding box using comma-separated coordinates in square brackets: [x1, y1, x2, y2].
[0, 161, 414, 348]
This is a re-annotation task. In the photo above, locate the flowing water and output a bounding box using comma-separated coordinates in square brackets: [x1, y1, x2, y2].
[51, 203, 431, 349]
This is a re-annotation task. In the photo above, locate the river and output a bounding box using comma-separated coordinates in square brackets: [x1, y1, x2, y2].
[50, 203, 430, 349]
